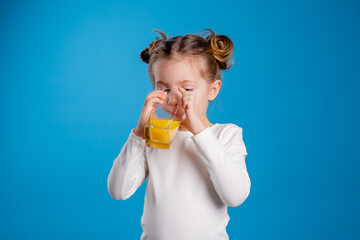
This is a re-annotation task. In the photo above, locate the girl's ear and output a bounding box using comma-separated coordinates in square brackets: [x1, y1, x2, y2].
[208, 79, 222, 101]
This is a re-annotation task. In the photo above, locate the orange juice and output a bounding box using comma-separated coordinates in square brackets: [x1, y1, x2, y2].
[144, 118, 181, 149]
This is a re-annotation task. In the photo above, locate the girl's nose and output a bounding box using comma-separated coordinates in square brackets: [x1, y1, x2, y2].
[166, 88, 182, 106]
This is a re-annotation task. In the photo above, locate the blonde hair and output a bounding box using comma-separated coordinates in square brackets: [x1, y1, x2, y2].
[140, 29, 234, 86]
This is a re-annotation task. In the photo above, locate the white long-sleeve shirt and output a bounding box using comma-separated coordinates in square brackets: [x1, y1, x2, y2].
[107, 123, 251, 240]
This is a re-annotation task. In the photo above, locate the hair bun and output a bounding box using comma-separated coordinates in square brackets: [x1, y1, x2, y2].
[140, 48, 150, 64]
[140, 30, 167, 64]
[202, 29, 234, 70]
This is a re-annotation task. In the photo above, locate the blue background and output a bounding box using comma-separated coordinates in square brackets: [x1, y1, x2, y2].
[1, 0, 359, 239]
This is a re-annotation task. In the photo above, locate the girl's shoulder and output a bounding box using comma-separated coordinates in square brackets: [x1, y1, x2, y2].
[211, 123, 247, 154]
[210, 123, 245, 141]
[211, 123, 244, 135]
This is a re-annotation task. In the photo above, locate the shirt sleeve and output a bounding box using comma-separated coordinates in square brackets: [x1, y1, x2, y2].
[107, 129, 149, 200]
[191, 125, 251, 207]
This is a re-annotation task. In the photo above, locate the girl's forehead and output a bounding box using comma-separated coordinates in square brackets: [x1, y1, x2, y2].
[154, 58, 205, 85]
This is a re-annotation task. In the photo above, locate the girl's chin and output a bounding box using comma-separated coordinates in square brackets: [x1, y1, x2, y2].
[174, 112, 185, 121]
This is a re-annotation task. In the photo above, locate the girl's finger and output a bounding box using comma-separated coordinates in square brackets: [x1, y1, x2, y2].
[143, 96, 163, 110]
[182, 94, 195, 103]
[146, 97, 163, 107]
[183, 98, 192, 109]
[146, 90, 167, 101]
[178, 86, 186, 94]
[179, 87, 191, 98]
[182, 93, 195, 101]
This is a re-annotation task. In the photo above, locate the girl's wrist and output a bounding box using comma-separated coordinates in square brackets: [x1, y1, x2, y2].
[133, 127, 144, 138]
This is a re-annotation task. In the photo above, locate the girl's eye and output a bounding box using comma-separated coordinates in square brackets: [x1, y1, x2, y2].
[160, 88, 191, 92]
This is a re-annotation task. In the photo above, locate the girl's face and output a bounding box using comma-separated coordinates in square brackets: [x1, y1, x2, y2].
[153, 57, 219, 122]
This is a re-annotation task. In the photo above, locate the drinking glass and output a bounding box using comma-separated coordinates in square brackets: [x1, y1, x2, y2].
[144, 89, 183, 149]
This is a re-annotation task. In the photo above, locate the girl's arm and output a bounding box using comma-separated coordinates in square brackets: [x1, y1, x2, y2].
[107, 129, 148, 200]
[191, 124, 251, 207]
[107, 90, 165, 200]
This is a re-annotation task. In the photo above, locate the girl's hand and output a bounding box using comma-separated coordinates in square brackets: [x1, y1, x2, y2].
[133, 90, 167, 138]
[178, 87, 207, 135]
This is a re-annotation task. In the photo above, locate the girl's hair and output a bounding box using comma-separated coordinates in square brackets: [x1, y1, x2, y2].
[140, 29, 234, 86]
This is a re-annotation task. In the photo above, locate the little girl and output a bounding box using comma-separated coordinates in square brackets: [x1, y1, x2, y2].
[107, 29, 251, 240]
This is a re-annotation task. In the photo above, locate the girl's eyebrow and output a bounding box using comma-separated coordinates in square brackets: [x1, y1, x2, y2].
[155, 81, 166, 85]
[155, 80, 196, 85]
[180, 80, 196, 84]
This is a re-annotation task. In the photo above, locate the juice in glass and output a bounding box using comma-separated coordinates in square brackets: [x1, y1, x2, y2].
[144, 89, 182, 149]
[144, 118, 181, 149]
